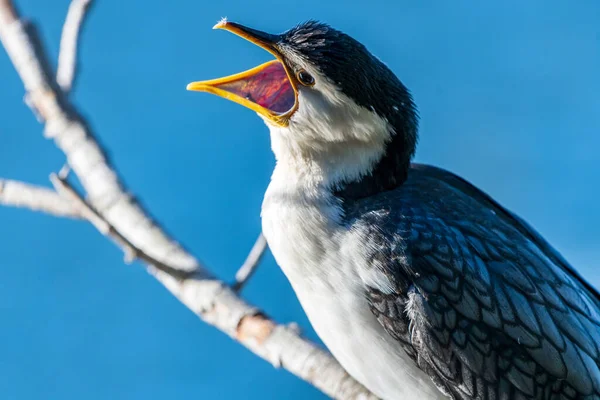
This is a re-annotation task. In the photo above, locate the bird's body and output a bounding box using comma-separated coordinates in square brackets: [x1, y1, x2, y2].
[263, 161, 600, 399]
[188, 20, 600, 399]
[262, 160, 447, 399]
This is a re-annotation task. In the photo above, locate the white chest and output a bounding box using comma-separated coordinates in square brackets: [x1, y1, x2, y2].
[261, 184, 445, 400]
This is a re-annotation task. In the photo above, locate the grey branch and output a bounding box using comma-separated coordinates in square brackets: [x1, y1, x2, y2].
[233, 233, 268, 292]
[0, 178, 83, 218]
[0, 1, 377, 398]
[56, 0, 92, 94]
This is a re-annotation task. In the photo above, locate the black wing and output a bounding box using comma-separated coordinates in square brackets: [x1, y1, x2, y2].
[348, 164, 600, 400]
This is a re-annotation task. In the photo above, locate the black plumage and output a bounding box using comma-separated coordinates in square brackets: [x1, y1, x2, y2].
[343, 164, 600, 400]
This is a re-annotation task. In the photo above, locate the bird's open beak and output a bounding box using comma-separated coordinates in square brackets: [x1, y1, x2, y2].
[187, 20, 298, 127]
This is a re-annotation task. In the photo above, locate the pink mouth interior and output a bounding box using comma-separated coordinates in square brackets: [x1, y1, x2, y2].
[214, 61, 295, 114]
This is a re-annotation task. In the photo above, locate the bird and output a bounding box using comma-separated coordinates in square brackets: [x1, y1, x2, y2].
[187, 19, 600, 400]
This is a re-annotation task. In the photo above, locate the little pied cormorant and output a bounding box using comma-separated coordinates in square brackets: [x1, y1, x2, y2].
[187, 20, 600, 400]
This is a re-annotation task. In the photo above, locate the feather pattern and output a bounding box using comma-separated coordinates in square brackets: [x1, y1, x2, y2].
[342, 164, 600, 400]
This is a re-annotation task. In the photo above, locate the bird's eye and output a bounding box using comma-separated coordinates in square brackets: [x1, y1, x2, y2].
[296, 69, 315, 86]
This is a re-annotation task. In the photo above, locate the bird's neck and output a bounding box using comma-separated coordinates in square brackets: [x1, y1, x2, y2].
[269, 137, 411, 204]
[333, 130, 412, 200]
[269, 132, 389, 196]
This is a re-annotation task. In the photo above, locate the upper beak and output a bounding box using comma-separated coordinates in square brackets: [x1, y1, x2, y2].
[187, 20, 298, 127]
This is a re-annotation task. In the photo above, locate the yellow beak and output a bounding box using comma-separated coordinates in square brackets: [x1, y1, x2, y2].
[187, 20, 298, 127]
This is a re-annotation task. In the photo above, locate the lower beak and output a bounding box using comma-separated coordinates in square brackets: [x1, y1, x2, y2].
[187, 20, 298, 127]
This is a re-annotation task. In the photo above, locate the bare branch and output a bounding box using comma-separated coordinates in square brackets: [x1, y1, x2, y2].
[50, 173, 194, 279]
[0, 2, 376, 398]
[233, 233, 268, 292]
[58, 163, 71, 179]
[0, 178, 83, 218]
[56, 0, 93, 94]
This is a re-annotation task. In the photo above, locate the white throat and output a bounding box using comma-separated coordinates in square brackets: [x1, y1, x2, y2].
[269, 132, 387, 192]
[263, 85, 393, 192]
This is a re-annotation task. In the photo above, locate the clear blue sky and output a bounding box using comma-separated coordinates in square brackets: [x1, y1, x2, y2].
[1, 1, 599, 399]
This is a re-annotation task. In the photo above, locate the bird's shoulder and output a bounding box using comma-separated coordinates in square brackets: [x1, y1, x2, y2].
[341, 163, 600, 399]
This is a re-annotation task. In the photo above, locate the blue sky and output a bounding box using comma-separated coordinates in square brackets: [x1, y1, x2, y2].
[0, 0, 599, 399]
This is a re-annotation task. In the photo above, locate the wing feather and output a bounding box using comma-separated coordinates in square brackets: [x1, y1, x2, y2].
[349, 165, 600, 399]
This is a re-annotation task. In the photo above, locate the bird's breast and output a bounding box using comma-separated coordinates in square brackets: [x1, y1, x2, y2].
[261, 183, 445, 400]
[261, 182, 342, 280]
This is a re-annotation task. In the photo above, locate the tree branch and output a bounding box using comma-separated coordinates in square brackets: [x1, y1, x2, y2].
[233, 233, 268, 292]
[0, 1, 377, 398]
[50, 171, 193, 279]
[0, 178, 83, 218]
[56, 0, 92, 94]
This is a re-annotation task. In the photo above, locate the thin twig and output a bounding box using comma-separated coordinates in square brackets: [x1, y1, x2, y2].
[233, 233, 268, 292]
[56, 0, 93, 94]
[0, 178, 83, 218]
[58, 163, 71, 179]
[50, 173, 193, 280]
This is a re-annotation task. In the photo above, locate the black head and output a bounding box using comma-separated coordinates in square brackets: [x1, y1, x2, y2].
[277, 21, 419, 199]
